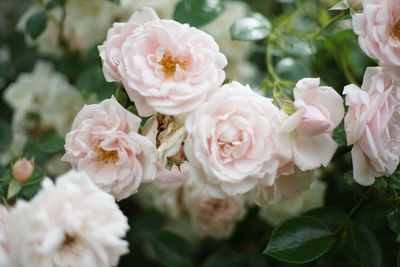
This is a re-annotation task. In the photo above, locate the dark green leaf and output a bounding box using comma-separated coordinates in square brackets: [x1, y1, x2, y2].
[0, 119, 12, 153]
[26, 12, 48, 39]
[130, 210, 166, 243]
[45, 0, 66, 9]
[38, 133, 65, 154]
[20, 166, 46, 200]
[389, 173, 400, 190]
[351, 224, 382, 267]
[76, 66, 115, 101]
[230, 13, 272, 41]
[387, 207, 400, 242]
[397, 250, 400, 267]
[108, 0, 120, 3]
[202, 250, 268, 267]
[173, 0, 224, 27]
[373, 178, 387, 193]
[333, 121, 346, 147]
[264, 216, 333, 263]
[149, 231, 192, 267]
[305, 207, 347, 231]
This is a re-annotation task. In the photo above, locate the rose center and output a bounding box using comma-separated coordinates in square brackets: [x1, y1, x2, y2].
[93, 139, 119, 164]
[392, 20, 400, 40]
[159, 54, 185, 77]
[63, 234, 76, 248]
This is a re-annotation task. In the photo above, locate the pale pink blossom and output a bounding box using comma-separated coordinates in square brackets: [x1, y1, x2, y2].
[281, 78, 344, 171]
[7, 170, 129, 267]
[352, 0, 400, 80]
[98, 8, 159, 82]
[183, 182, 245, 238]
[11, 158, 33, 183]
[118, 16, 227, 116]
[62, 97, 157, 201]
[184, 82, 291, 198]
[344, 67, 400, 185]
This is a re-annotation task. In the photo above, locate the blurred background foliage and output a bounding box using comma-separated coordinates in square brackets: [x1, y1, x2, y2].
[0, 0, 398, 266]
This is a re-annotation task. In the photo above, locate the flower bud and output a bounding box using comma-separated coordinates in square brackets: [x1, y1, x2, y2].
[12, 158, 33, 183]
[348, 0, 362, 10]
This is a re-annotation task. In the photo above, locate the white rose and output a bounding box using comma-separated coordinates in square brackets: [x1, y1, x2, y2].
[7, 170, 129, 267]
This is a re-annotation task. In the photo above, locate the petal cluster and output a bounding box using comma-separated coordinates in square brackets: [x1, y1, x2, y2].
[344, 67, 400, 185]
[62, 97, 157, 200]
[7, 171, 129, 267]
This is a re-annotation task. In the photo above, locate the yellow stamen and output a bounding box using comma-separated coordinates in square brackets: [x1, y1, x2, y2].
[93, 139, 119, 164]
[159, 54, 185, 77]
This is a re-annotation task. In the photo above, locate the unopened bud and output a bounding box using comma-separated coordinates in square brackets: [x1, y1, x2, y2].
[12, 158, 33, 183]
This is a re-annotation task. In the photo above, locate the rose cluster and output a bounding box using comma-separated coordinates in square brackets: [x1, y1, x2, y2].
[344, 0, 400, 185]
[59, 8, 345, 238]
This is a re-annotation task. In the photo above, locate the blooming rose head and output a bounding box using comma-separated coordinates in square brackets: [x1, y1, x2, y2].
[7, 170, 129, 267]
[352, 0, 400, 80]
[117, 15, 227, 116]
[98, 8, 159, 82]
[12, 158, 33, 183]
[184, 81, 291, 198]
[280, 78, 344, 171]
[62, 97, 157, 201]
[344, 67, 400, 185]
[183, 181, 245, 238]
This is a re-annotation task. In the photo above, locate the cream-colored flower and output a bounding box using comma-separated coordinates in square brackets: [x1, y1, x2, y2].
[7, 170, 129, 267]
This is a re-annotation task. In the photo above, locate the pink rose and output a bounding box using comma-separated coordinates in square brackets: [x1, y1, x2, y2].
[118, 18, 227, 116]
[184, 82, 292, 198]
[344, 67, 400, 185]
[12, 158, 33, 183]
[188, 191, 245, 238]
[62, 97, 157, 200]
[281, 78, 344, 171]
[98, 8, 159, 82]
[352, 0, 400, 80]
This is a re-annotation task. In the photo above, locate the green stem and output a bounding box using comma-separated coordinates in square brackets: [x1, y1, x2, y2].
[310, 12, 345, 38]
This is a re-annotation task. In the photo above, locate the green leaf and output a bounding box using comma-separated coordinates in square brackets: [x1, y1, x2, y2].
[373, 178, 387, 193]
[389, 173, 400, 190]
[351, 224, 382, 267]
[0, 119, 12, 153]
[76, 66, 115, 101]
[115, 87, 128, 107]
[149, 231, 192, 267]
[275, 58, 310, 82]
[7, 179, 22, 199]
[130, 210, 166, 243]
[264, 216, 333, 263]
[202, 250, 268, 267]
[173, 0, 224, 27]
[305, 207, 347, 231]
[329, 1, 350, 10]
[230, 13, 272, 41]
[387, 207, 400, 242]
[26, 12, 48, 39]
[333, 121, 347, 147]
[19, 166, 46, 200]
[45, 0, 66, 9]
[108, 0, 120, 3]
